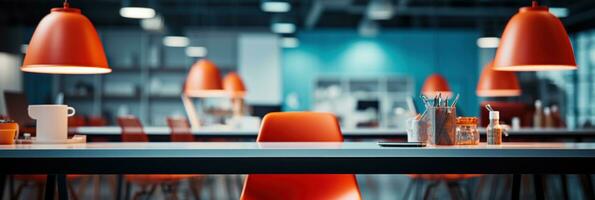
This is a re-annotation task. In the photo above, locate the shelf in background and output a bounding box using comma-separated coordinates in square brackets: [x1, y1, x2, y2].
[149, 67, 188, 73]
[110, 67, 142, 73]
[64, 95, 95, 101]
[102, 94, 141, 100]
[149, 95, 182, 101]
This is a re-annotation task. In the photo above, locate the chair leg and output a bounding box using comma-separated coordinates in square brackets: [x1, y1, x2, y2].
[11, 181, 27, 200]
[474, 176, 487, 200]
[161, 182, 179, 200]
[124, 182, 131, 200]
[67, 180, 78, 200]
[36, 182, 45, 200]
[580, 174, 595, 200]
[189, 177, 205, 200]
[560, 174, 569, 200]
[422, 181, 440, 200]
[402, 179, 415, 200]
[92, 176, 101, 200]
[446, 181, 464, 200]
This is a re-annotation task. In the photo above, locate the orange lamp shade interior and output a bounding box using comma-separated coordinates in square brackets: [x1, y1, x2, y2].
[421, 74, 452, 98]
[183, 59, 225, 97]
[21, 4, 111, 74]
[223, 72, 247, 98]
[493, 2, 576, 71]
[476, 61, 522, 97]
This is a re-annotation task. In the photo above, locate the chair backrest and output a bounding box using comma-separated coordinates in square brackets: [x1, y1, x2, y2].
[241, 112, 361, 200]
[117, 116, 148, 142]
[166, 117, 195, 142]
[257, 112, 343, 142]
[87, 115, 107, 126]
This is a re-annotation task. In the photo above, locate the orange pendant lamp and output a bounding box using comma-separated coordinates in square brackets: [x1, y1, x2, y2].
[21, 1, 111, 74]
[493, 1, 576, 71]
[184, 59, 225, 97]
[223, 72, 247, 98]
[476, 61, 521, 97]
[421, 74, 452, 98]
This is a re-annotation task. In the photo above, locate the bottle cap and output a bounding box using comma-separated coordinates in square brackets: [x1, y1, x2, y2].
[489, 111, 499, 119]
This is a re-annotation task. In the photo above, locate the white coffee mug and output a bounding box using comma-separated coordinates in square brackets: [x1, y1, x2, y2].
[28, 105, 75, 142]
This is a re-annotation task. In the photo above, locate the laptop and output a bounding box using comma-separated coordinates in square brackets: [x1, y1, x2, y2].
[3, 91, 35, 127]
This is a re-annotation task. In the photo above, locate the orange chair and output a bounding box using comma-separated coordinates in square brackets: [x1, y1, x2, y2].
[240, 112, 362, 200]
[117, 116, 188, 199]
[87, 115, 107, 126]
[166, 117, 196, 142]
[166, 117, 207, 198]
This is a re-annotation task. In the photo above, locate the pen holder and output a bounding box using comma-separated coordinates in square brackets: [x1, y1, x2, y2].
[428, 107, 456, 145]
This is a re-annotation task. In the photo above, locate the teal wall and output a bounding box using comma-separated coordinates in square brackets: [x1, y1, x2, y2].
[282, 29, 481, 116]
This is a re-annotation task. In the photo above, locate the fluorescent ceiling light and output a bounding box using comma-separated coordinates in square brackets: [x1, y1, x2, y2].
[271, 23, 296, 34]
[141, 15, 163, 31]
[549, 7, 568, 18]
[119, 7, 156, 19]
[261, 1, 291, 13]
[367, 0, 394, 20]
[163, 36, 190, 47]
[281, 37, 299, 48]
[477, 37, 500, 48]
[20, 44, 28, 54]
[186, 46, 208, 57]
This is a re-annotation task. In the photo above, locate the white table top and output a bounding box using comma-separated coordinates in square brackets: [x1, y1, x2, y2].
[1, 142, 594, 174]
[1, 142, 595, 158]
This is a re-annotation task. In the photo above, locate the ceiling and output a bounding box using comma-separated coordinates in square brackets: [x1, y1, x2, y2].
[1, 0, 595, 34]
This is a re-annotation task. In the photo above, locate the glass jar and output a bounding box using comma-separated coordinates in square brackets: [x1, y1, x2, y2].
[455, 117, 479, 145]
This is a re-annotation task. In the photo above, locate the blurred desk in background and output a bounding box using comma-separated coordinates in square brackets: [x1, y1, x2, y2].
[71, 127, 595, 141]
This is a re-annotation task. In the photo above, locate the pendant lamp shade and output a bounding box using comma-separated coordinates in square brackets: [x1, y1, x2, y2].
[421, 74, 452, 98]
[184, 59, 225, 97]
[476, 61, 522, 97]
[21, 3, 111, 74]
[493, 1, 576, 71]
[223, 72, 247, 98]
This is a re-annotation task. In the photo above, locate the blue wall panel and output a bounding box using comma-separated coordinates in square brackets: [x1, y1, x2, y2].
[282, 29, 480, 116]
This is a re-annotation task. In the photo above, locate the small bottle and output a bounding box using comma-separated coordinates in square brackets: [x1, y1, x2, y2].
[487, 111, 503, 145]
[533, 100, 543, 128]
[544, 107, 554, 128]
[511, 117, 521, 130]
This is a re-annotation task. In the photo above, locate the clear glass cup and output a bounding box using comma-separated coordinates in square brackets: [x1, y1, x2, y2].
[406, 117, 429, 143]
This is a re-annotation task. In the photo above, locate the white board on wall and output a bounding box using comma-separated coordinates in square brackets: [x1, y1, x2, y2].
[238, 33, 282, 105]
[0, 53, 23, 115]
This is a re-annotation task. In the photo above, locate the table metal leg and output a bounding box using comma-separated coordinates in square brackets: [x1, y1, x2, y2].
[512, 174, 521, 200]
[0, 174, 5, 200]
[45, 174, 56, 200]
[8, 175, 13, 199]
[116, 174, 123, 200]
[580, 174, 594, 200]
[57, 174, 68, 200]
[534, 174, 545, 200]
[560, 174, 569, 200]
